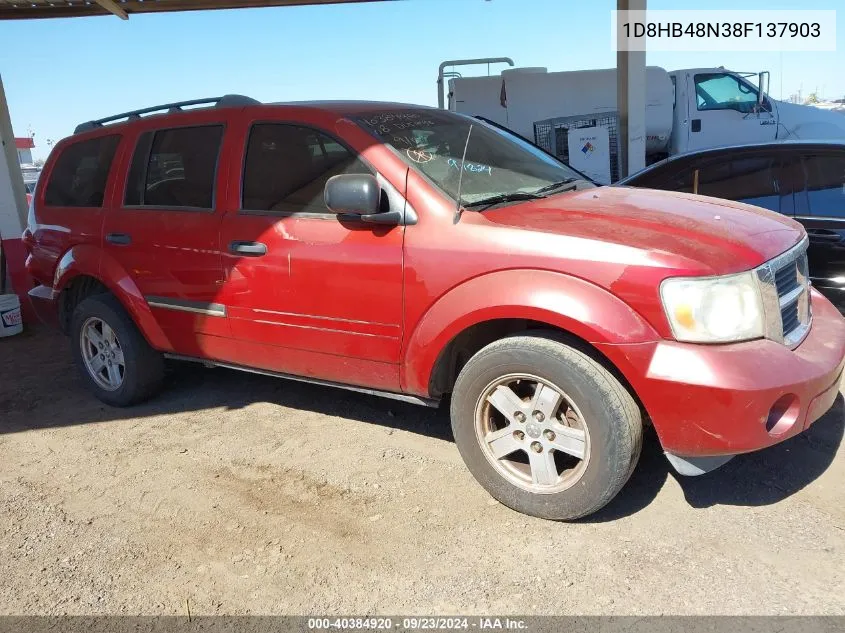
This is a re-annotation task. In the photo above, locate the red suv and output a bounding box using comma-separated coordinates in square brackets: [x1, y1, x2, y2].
[24, 96, 845, 520]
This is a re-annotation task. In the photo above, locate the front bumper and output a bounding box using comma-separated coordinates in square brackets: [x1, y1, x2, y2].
[597, 288, 845, 461]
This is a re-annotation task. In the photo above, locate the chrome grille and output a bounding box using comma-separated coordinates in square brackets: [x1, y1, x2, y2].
[755, 236, 811, 347]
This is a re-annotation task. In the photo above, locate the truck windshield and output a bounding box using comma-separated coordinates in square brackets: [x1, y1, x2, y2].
[355, 109, 591, 205]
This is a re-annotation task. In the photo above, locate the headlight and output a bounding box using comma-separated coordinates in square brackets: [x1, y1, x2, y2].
[660, 271, 764, 343]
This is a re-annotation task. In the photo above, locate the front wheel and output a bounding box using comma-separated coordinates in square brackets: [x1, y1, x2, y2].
[450, 333, 642, 520]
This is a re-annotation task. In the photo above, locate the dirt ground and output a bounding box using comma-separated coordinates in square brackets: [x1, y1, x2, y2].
[0, 326, 843, 616]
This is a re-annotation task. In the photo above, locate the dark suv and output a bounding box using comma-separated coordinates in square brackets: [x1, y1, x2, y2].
[620, 141, 845, 312]
[23, 96, 845, 520]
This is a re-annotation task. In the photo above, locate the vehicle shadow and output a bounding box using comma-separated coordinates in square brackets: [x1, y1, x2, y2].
[164, 361, 456, 443]
[0, 328, 454, 442]
[585, 393, 845, 522]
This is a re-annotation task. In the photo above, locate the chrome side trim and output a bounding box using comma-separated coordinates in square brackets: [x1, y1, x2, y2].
[146, 296, 227, 317]
[253, 319, 396, 339]
[794, 215, 845, 223]
[252, 308, 396, 327]
[163, 353, 439, 408]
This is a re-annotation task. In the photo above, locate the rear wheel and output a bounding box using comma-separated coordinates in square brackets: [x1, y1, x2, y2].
[450, 333, 642, 520]
[71, 294, 164, 407]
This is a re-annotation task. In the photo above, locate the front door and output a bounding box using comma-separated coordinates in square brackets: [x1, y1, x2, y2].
[217, 118, 405, 391]
[101, 118, 231, 356]
[793, 150, 845, 311]
[686, 72, 777, 152]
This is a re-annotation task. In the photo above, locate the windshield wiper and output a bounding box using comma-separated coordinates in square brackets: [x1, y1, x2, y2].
[531, 178, 581, 195]
[464, 192, 545, 211]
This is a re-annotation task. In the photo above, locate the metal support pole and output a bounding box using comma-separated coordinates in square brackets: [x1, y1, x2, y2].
[616, 0, 647, 179]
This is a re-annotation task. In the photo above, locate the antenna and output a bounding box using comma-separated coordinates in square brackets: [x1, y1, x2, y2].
[453, 124, 474, 224]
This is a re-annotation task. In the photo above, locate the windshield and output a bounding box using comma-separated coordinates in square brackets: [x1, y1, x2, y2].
[354, 109, 591, 205]
[694, 73, 760, 113]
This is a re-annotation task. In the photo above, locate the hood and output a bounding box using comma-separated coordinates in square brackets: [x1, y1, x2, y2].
[482, 186, 804, 275]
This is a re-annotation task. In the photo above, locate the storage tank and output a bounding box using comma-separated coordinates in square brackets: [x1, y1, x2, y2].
[449, 66, 674, 156]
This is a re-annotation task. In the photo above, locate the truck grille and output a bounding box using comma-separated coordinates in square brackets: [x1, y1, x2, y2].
[756, 237, 811, 347]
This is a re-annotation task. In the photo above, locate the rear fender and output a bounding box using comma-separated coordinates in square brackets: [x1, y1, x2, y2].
[53, 244, 172, 352]
[401, 269, 661, 396]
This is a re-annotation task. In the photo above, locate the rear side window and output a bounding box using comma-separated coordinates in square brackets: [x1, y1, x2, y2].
[241, 124, 371, 214]
[125, 125, 224, 209]
[797, 154, 845, 218]
[44, 136, 119, 207]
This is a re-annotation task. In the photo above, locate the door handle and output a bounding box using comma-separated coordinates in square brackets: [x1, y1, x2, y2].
[229, 241, 267, 256]
[691, 119, 702, 133]
[806, 229, 841, 243]
[106, 233, 132, 245]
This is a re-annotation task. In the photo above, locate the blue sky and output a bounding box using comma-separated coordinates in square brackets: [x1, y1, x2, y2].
[1, 0, 842, 160]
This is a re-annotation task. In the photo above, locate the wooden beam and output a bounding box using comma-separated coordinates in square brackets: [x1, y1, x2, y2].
[0, 0, 390, 21]
[93, 0, 129, 20]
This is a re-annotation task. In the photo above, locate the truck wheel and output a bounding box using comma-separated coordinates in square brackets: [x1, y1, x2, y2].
[70, 294, 164, 407]
[450, 333, 642, 520]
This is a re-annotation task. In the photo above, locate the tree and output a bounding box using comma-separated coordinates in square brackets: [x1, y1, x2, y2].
[806, 92, 820, 104]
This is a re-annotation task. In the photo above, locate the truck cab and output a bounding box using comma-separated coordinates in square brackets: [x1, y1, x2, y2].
[669, 68, 779, 155]
[668, 68, 845, 156]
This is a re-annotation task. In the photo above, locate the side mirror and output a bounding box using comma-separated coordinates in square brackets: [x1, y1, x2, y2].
[757, 71, 770, 107]
[325, 174, 380, 216]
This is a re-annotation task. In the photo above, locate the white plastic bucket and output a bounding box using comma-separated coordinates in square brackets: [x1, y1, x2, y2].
[0, 294, 23, 337]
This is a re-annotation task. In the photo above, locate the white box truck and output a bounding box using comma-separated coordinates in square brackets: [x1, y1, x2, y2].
[442, 60, 845, 180]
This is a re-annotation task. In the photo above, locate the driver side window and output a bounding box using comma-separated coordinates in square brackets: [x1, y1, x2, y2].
[241, 123, 372, 215]
[694, 73, 758, 114]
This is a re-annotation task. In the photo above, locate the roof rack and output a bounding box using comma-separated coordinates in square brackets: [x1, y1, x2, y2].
[74, 94, 261, 134]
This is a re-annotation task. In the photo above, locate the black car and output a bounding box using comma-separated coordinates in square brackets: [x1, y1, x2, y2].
[620, 141, 845, 313]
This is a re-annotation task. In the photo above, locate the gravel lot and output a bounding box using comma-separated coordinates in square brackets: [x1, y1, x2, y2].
[1, 327, 843, 615]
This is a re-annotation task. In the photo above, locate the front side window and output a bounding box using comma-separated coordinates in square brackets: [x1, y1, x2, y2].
[241, 124, 371, 214]
[354, 109, 590, 206]
[125, 125, 223, 209]
[694, 73, 759, 113]
[696, 157, 780, 211]
[796, 153, 845, 218]
[44, 135, 119, 207]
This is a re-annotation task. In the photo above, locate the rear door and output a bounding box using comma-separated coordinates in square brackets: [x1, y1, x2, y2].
[102, 115, 232, 356]
[30, 134, 121, 287]
[793, 150, 845, 311]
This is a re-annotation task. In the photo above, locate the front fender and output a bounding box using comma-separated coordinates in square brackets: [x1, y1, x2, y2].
[783, 122, 845, 141]
[53, 245, 172, 352]
[401, 269, 661, 396]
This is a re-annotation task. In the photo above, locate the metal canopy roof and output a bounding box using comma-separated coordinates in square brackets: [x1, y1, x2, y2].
[0, 0, 386, 21]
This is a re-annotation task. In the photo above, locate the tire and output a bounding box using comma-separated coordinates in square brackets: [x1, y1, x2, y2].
[70, 294, 164, 407]
[450, 332, 642, 520]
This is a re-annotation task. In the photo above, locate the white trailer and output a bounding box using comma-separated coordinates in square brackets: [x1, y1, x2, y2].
[442, 60, 845, 181]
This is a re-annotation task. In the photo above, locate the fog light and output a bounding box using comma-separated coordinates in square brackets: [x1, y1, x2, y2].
[765, 394, 800, 436]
